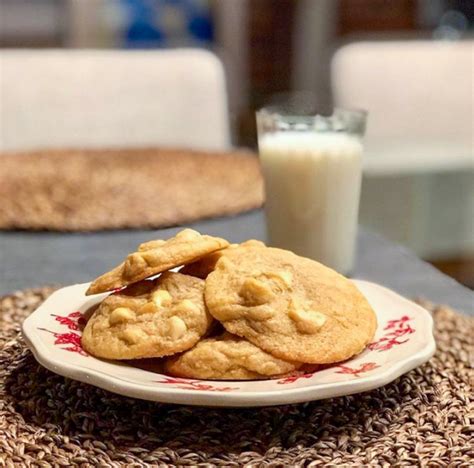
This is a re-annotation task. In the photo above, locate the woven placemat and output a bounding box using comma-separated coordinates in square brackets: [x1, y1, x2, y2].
[1, 288, 472, 466]
[0, 148, 263, 231]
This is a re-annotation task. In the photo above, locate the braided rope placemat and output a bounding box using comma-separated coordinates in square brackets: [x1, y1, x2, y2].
[0, 148, 263, 231]
[1, 287, 472, 466]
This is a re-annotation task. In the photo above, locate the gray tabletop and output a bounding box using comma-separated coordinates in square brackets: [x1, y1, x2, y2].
[1, 211, 472, 314]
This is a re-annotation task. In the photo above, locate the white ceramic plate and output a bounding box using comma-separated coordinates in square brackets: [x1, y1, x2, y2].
[22, 280, 435, 407]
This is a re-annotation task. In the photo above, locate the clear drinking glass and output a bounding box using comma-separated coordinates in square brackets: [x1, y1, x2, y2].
[256, 106, 367, 275]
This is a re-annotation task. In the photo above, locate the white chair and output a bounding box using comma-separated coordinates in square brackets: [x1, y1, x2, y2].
[332, 40, 474, 259]
[0, 48, 231, 151]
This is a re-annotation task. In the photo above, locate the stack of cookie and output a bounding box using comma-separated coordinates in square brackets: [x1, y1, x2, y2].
[83, 229, 377, 380]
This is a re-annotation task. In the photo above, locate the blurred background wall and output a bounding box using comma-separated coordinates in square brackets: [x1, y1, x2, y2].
[2, 0, 472, 145]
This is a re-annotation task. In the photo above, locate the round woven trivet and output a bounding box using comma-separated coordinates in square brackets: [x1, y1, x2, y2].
[0, 148, 263, 231]
[1, 288, 472, 467]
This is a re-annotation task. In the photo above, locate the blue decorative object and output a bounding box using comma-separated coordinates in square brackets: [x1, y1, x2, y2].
[120, 0, 213, 48]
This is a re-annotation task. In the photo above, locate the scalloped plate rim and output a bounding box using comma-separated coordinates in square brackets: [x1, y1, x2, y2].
[22, 279, 436, 407]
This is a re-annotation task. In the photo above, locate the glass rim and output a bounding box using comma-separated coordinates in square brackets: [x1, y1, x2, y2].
[256, 106, 368, 120]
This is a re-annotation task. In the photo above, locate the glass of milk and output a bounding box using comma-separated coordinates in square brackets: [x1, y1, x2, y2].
[256, 106, 367, 274]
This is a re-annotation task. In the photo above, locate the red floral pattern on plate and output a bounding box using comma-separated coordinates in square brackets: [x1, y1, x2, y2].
[154, 376, 238, 392]
[335, 362, 380, 377]
[277, 372, 316, 384]
[36, 312, 412, 384]
[39, 311, 88, 356]
[368, 315, 415, 351]
[52, 311, 85, 330]
[38, 328, 87, 356]
[278, 361, 381, 383]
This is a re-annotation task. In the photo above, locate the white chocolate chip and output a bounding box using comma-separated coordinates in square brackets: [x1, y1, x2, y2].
[271, 271, 293, 287]
[109, 307, 136, 325]
[250, 270, 292, 288]
[124, 253, 148, 277]
[240, 277, 274, 305]
[168, 316, 187, 339]
[139, 250, 163, 267]
[177, 299, 199, 314]
[176, 228, 200, 241]
[138, 239, 166, 251]
[279, 271, 293, 286]
[136, 302, 158, 315]
[151, 289, 172, 307]
[121, 327, 142, 344]
[288, 308, 326, 334]
[217, 256, 233, 270]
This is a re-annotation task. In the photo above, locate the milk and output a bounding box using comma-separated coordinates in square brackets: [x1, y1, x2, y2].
[258, 131, 363, 274]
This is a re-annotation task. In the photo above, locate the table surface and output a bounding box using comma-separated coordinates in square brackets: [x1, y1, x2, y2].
[1, 210, 472, 315]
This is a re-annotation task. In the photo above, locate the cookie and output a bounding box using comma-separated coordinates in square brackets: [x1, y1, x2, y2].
[164, 332, 300, 380]
[204, 246, 377, 364]
[82, 272, 213, 359]
[180, 239, 266, 279]
[86, 229, 229, 295]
